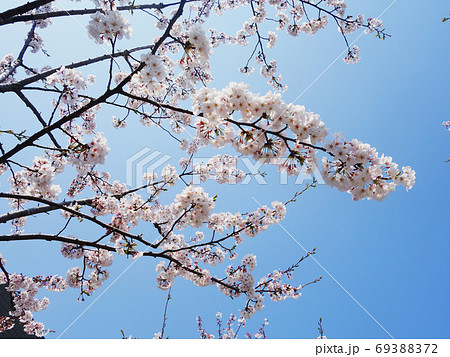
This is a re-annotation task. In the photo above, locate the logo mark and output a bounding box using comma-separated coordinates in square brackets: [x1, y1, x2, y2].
[126, 147, 171, 188]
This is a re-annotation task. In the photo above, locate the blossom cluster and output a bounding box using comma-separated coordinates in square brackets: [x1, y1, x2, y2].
[66, 169, 122, 199]
[113, 54, 168, 105]
[174, 23, 214, 90]
[67, 132, 110, 172]
[62, 244, 113, 297]
[0, 54, 16, 83]
[153, 197, 286, 293]
[47, 66, 93, 105]
[339, 15, 365, 35]
[196, 312, 267, 339]
[172, 185, 215, 228]
[87, 0, 129, 10]
[217, 247, 305, 319]
[365, 18, 384, 34]
[0, 262, 66, 337]
[344, 45, 360, 64]
[148, 18, 214, 90]
[8, 156, 62, 202]
[193, 155, 245, 184]
[160, 164, 180, 186]
[321, 136, 416, 201]
[87, 10, 132, 44]
[185, 24, 212, 65]
[287, 16, 328, 36]
[192, 82, 326, 170]
[140, 52, 167, 82]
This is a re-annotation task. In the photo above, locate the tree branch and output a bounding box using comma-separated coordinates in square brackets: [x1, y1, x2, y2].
[0, 192, 154, 247]
[0, 233, 119, 252]
[0, 171, 193, 224]
[0, 197, 91, 224]
[0, 2, 193, 26]
[15, 90, 61, 148]
[0, 22, 37, 83]
[0, 0, 53, 22]
[0, 44, 156, 93]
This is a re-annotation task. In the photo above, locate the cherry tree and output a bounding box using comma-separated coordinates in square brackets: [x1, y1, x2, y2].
[0, 0, 416, 337]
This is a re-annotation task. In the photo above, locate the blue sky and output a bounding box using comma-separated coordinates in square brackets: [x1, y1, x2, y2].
[0, 0, 449, 339]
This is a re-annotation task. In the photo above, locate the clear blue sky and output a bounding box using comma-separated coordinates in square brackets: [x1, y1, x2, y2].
[0, 0, 449, 339]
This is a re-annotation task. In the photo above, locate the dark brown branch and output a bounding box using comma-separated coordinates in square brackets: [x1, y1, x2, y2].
[153, 205, 195, 249]
[0, 233, 242, 294]
[300, 276, 322, 289]
[151, 0, 186, 55]
[0, 2, 191, 26]
[119, 90, 195, 116]
[0, 0, 53, 22]
[0, 233, 118, 252]
[15, 90, 61, 148]
[284, 179, 317, 205]
[161, 225, 248, 255]
[0, 171, 193, 224]
[225, 117, 329, 154]
[0, 22, 37, 83]
[0, 192, 154, 247]
[0, 232, 242, 294]
[0, 44, 155, 93]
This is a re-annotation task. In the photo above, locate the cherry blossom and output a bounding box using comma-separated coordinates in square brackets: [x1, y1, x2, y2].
[0, 0, 413, 337]
[87, 10, 132, 44]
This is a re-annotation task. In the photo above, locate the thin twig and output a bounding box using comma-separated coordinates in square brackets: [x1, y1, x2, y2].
[160, 287, 172, 338]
